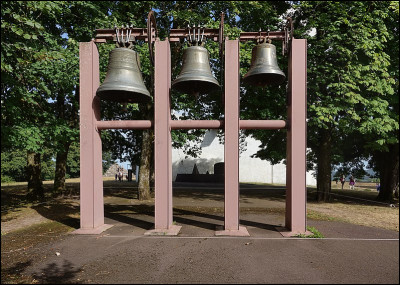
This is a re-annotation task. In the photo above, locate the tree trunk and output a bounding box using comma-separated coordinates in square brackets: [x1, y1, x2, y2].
[27, 151, 44, 200]
[53, 143, 70, 196]
[377, 144, 399, 202]
[316, 128, 332, 202]
[138, 102, 154, 200]
[138, 128, 153, 200]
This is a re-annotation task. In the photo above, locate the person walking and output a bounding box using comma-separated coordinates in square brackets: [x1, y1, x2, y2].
[340, 175, 345, 190]
[349, 175, 355, 190]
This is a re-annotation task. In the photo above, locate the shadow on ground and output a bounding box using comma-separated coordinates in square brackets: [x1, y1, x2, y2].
[32, 260, 81, 284]
[1, 180, 397, 233]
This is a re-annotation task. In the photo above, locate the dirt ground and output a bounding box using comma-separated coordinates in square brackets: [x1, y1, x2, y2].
[1, 179, 399, 283]
[1, 179, 398, 233]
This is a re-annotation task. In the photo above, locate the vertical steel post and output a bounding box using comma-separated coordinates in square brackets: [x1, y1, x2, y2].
[224, 40, 240, 231]
[76, 41, 111, 234]
[154, 40, 173, 230]
[286, 39, 307, 233]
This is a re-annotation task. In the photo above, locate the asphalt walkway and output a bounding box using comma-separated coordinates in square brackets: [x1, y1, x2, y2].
[23, 216, 399, 283]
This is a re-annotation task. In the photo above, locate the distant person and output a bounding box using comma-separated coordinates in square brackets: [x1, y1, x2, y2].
[118, 171, 123, 182]
[340, 175, 345, 190]
[115, 173, 118, 181]
[349, 175, 355, 190]
[376, 183, 380, 192]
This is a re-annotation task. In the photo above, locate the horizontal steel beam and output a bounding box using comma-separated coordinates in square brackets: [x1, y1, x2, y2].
[94, 29, 286, 43]
[96, 120, 286, 130]
[239, 31, 286, 41]
[94, 28, 150, 43]
[170, 120, 223, 129]
[96, 120, 153, 130]
[169, 28, 220, 42]
[240, 120, 286, 129]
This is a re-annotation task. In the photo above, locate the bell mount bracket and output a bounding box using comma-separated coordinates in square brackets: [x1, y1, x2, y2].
[238, 17, 293, 56]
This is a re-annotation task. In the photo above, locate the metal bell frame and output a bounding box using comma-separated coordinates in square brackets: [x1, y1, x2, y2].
[78, 13, 307, 237]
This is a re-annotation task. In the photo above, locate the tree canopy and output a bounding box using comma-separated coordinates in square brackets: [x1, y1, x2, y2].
[1, 1, 398, 202]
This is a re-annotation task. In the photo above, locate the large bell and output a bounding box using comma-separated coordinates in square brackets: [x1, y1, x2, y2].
[172, 45, 220, 96]
[243, 42, 286, 87]
[96, 47, 151, 103]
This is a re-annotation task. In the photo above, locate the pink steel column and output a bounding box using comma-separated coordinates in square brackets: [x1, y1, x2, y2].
[285, 39, 307, 234]
[216, 39, 248, 236]
[74, 41, 112, 234]
[146, 39, 180, 235]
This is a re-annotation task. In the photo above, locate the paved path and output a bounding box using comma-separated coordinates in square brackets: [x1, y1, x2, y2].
[23, 211, 399, 284]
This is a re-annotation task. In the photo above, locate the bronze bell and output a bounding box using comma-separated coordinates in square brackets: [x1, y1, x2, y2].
[243, 42, 286, 86]
[96, 47, 151, 103]
[172, 45, 220, 96]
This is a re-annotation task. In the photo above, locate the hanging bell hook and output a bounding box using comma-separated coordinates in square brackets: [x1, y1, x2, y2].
[266, 28, 271, 44]
[126, 27, 130, 44]
[115, 27, 120, 47]
[200, 26, 205, 46]
[187, 24, 192, 45]
[192, 24, 196, 45]
[115, 26, 133, 49]
[197, 24, 201, 44]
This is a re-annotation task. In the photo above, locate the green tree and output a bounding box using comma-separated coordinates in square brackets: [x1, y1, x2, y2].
[102, 151, 115, 175]
[1, 150, 28, 182]
[292, 1, 398, 201]
[1, 1, 63, 198]
[66, 142, 80, 179]
[2, 1, 110, 197]
[363, 1, 399, 201]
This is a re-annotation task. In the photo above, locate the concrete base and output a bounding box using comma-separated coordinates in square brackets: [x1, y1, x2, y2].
[215, 225, 250, 237]
[276, 226, 313, 237]
[71, 224, 114, 235]
[144, 225, 182, 236]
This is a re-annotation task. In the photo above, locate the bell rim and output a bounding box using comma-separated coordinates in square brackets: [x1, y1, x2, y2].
[242, 72, 286, 86]
[243, 63, 286, 86]
[171, 78, 220, 95]
[96, 86, 151, 103]
[172, 74, 220, 86]
[243, 69, 286, 79]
